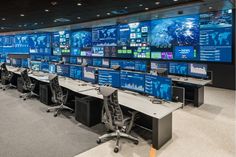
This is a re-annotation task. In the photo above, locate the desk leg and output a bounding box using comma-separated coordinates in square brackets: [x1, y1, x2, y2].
[152, 113, 172, 150]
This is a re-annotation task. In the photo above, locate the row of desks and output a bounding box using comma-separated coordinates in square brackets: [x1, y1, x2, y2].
[7, 65, 182, 150]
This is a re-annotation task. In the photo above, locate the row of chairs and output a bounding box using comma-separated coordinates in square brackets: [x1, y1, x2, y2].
[0, 63, 139, 153]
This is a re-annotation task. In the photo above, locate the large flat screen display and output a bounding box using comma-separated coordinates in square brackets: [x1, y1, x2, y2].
[199, 9, 233, 62]
[98, 69, 120, 88]
[29, 33, 51, 55]
[92, 26, 117, 46]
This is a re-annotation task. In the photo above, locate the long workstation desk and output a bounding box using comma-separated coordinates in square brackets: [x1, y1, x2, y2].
[6, 65, 182, 150]
[169, 75, 212, 107]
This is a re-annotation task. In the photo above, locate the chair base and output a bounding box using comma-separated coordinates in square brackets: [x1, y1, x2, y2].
[1, 84, 15, 91]
[97, 129, 139, 153]
[19, 91, 38, 101]
[47, 104, 74, 117]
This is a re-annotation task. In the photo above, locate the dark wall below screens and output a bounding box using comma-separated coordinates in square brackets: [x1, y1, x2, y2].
[208, 64, 235, 90]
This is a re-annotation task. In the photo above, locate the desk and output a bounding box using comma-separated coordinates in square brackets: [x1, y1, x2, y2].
[169, 75, 212, 107]
[7, 66, 182, 150]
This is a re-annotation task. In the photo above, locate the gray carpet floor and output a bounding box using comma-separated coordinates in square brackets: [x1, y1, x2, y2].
[0, 89, 104, 157]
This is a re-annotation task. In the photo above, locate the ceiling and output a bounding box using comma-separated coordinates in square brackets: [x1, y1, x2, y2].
[0, 0, 235, 33]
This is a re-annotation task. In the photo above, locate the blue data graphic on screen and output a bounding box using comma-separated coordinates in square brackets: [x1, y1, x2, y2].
[49, 56, 61, 62]
[200, 9, 232, 62]
[104, 46, 117, 57]
[98, 69, 120, 88]
[120, 71, 145, 93]
[31, 61, 41, 71]
[28, 33, 51, 55]
[102, 58, 110, 68]
[56, 65, 70, 77]
[151, 61, 169, 70]
[41, 62, 50, 72]
[21, 59, 29, 68]
[116, 46, 133, 58]
[93, 58, 102, 67]
[49, 64, 56, 74]
[82, 67, 97, 83]
[151, 15, 199, 48]
[71, 30, 92, 48]
[135, 60, 147, 72]
[110, 60, 123, 69]
[82, 58, 93, 66]
[92, 47, 104, 57]
[118, 22, 150, 47]
[62, 57, 70, 63]
[92, 26, 117, 46]
[123, 60, 135, 70]
[145, 75, 172, 101]
[80, 47, 93, 56]
[70, 57, 77, 64]
[133, 46, 151, 58]
[169, 62, 188, 75]
[188, 63, 207, 78]
[70, 65, 82, 80]
[12, 59, 22, 67]
[174, 46, 197, 60]
[13, 34, 29, 54]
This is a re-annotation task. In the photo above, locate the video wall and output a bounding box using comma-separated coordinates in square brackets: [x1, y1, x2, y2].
[0, 9, 233, 63]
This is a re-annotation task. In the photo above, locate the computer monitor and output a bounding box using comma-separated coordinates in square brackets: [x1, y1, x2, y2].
[41, 62, 50, 72]
[62, 57, 70, 64]
[174, 46, 196, 60]
[133, 46, 151, 59]
[145, 74, 172, 101]
[77, 57, 82, 64]
[82, 58, 93, 66]
[120, 70, 145, 93]
[169, 62, 188, 76]
[151, 47, 173, 60]
[110, 60, 123, 69]
[188, 63, 208, 78]
[71, 48, 81, 56]
[82, 67, 97, 83]
[70, 57, 77, 64]
[49, 56, 61, 62]
[56, 64, 70, 77]
[6, 58, 11, 65]
[102, 58, 110, 68]
[21, 59, 30, 68]
[80, 47, 92, 56]
[92, 46, 104, 57]
[70, 65, 82, 80]
[150, 61, 169, 70]
[31, 61, 41, 71]
[49, 64, 56, 74]
[93, 58, 102, 67]
[98, 69, 120, 88]
[12, 59, 22, 67]
[116, 46, 133, 58]
[135, 60, 147, 72]
[122, 60, 135, 70]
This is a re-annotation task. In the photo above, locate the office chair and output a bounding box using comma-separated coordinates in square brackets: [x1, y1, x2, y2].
[19, 69, 37, 101]
[0, 63, 14, 91]
[97, 86, 139, 153]
[46, 74, 73, 117]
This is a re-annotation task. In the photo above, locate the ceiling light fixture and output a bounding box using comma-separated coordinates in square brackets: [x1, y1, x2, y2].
[139, 4, 143, 7]
[106, 12, 111, 15]
[155, 1, 160, 5]
[20, 14, 25, 17]
[209, 6, 213, 10]
[77, 16, 81, 19]
[45, 9, 49, 12]
[1, 18, 6, 21]
[173, 0, 178, 1]
[124, 6, 128, 9]
[145, 8, 149, 10]
[77, 3, 82, 6]
[51, 1, 58, 6]
[97, 14, 100, 17]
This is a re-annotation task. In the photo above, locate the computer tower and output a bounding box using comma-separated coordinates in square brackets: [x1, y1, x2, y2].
[75, 96, 103, 127]
[39, 84, 52, 105]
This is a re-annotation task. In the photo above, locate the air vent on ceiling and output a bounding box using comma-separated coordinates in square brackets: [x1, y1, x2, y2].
[111, 10, 128, 15]
[54, 18, 71, 23]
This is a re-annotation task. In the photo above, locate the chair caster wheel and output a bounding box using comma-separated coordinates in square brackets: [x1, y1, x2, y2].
[46, 109, 50, 113]
[3, 89, 5, 91]
[134, 141, 139, 145]
[19, 96, 22, 98]
[114, 147, 119, 153]
[96, 139, 101, 144]
[23, 98, 26, 101]
[54, 114, 57, 117]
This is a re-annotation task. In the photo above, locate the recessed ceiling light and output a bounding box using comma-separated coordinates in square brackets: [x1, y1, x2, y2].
[1, 18, 6, 21]
[24, 24, 27, 27]
[51, 1, 58, 6]
[173, 0, 178, 1]
[139, 4, 143, 7]
[45, 9, 49, 12]
[77, 16, 81, 19]
[18, 25, 22, 27]
[155, 1, 160, 5]
[124, 6, 128, 9]
[97, 14, 100, 17]
[1, 27, 4, 30]
[209, 6, 213, 10]
[20, 14, 25, 17]
[34, 22, 38, 25]
[145, 8, 149, 10]
[77, 3, 82, 6]
[106, 12, 111, 15]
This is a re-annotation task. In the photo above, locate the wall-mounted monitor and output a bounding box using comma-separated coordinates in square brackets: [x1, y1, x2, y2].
[169, 62, 188, 76]
[118, 21, 150, 47]
[82, 67, 97, 83]
[174, 46, 197, 60]
[80, 47, 92, 56]
[70, 65, 82, 80]
[82, 58, 93, 66]
[122, 60, 135, 70]
[31, 61, 41, 71]
[77, 57, 82, 64]
[145, 74, 172, 101]
[71, 30, 92, 48]
[62, 56, 70, 64]
[21, 59, 30, 68]
[110, 59, 123, 69]
[49, 56, 61, 62]
[120, 70, 145, 93]
[52, 31, 70, 56]
[102, 58, 110, 68]
[29, 33, 51, 55]
[150, 61, 169, 70]
[93, 58, 102, 67]
[13, 34, 29, 54]
[151, 47, 173, 60]
[41, 62, 50, 72]
[133, 46, 151, 58]
[12, 58, 22, 67]
[98, 69, 120, 88]
[92, 25, 117, 46]
[188, 63, 208, 78]
[69, 57, 77, 64]
[91, 46, 104, 57]
[135, 60, 147, 72]
[104, 46, 117, 57]
[116, 46, 133, 58]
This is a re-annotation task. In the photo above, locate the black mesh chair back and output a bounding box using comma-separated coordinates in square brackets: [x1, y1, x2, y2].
[99, 87, 124, 128]
[49, 74, 65, 104]
[21, 69, 32, 90]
